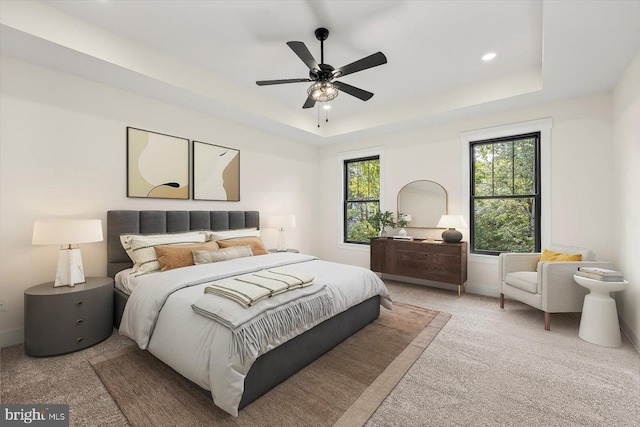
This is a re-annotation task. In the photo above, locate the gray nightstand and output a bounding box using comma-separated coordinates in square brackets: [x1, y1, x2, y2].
[24, 277, 114, 356]
[268, 249, 300, 253]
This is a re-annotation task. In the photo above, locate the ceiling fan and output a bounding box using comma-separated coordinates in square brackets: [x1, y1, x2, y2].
[256, 28, 387, 109]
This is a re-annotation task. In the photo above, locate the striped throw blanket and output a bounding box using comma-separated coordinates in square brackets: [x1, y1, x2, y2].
[192, 268, 334, 361]
[203, 268, 314, 308]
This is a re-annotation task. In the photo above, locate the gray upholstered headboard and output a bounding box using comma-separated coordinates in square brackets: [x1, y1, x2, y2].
[107, 210, 260, 278]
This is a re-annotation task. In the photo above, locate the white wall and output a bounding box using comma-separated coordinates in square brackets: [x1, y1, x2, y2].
[613, 51, 640, 349]
[317, 93, 617, 297]
[2, 53, 637, 350]
[0, 57, 319, 346]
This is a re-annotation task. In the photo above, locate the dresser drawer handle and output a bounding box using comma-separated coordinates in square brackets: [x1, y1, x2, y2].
[76, 300, 83, 305]
[76, 319, 83, 324]
[76, 337, 84, 343]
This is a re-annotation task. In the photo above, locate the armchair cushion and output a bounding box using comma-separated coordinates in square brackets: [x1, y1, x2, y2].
[550, 244, 594, 261]
[505, 271, 538, 294]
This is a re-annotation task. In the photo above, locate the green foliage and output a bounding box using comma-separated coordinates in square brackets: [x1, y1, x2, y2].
[370, 210, 396, 230]
[345, 158, 381, 243]
[473, 198, 535, 253]
[396, 212, 409, 229]
[346, 201, 379, 242]
[472, 136, 538, 253]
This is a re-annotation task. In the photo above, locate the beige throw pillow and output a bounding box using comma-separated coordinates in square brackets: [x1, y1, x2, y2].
[217, 236, 269, 255]
[155, 241, 220, 272]
[192, 246, 254, 264]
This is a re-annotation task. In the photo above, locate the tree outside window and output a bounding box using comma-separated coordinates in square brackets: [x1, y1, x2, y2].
[471, 133, 541, 255]
[344, 156, 380, 244]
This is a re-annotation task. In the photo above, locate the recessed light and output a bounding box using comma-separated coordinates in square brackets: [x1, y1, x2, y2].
[323, 105, 332, 110]
[482, 52, 496, 61]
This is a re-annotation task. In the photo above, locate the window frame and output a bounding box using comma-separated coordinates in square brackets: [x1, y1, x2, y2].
[460, 118, 552, 264]
[469, 132, 542, 256]
[337, 146, 385, 250]
[343, 155, 381, 245]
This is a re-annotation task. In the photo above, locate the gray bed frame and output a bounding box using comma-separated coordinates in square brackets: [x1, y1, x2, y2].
[107, 210, 380, 409]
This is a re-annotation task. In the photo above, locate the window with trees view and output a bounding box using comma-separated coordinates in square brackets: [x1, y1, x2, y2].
[344, 156, 380, 244]
[470, 132, 541, 255]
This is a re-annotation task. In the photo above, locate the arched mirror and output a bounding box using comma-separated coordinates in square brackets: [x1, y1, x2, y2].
[397, 180, 448, 228]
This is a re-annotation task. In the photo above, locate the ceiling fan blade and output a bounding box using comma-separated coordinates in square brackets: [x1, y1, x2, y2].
[334, 52, 387, 78]
[302, 95, 316, 109]
[333, 81, 374, 101]
[256, 78, 312, 86]
[287, 41, 320, 71]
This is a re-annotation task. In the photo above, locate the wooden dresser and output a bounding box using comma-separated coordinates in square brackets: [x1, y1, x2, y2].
[370, 238, 468, 296]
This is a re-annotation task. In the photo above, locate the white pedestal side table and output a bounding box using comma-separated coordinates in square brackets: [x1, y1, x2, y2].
[573, 275, 628, 348]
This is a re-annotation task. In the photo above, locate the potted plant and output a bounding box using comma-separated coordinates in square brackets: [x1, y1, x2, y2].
[371, 210, 396, 237]
[396, 212, 410, 237]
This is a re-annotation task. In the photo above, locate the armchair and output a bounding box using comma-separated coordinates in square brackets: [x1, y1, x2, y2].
[499, 245, 614, 331]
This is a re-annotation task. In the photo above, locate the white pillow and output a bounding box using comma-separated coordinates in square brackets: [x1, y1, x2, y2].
[128, 233, 207, 276]
[550, 244, 594, 261]
[205, 228, 260, 241]
[120, 231, 205, 261]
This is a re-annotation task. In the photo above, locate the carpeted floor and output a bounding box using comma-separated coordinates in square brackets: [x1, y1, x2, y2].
[367, 281, 640, 427]
[2, 281, 639, 426]
[87, 303, 446, 427]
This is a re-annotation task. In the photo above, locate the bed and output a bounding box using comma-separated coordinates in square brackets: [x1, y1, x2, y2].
[107, 210, 391, 416]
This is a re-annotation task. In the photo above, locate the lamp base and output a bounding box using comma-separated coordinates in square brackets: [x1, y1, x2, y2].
[54, 248, 86, 287]
[276, 228, 287, 252]
[441, 228, 462, 243]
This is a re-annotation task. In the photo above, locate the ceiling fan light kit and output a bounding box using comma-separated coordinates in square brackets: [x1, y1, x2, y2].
[307, 81, 339, 102]
[256, 28, 387, 109]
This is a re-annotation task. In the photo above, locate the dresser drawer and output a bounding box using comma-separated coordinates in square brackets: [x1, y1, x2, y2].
[394, 251, 462, 284]
[393, 241, 462, 255]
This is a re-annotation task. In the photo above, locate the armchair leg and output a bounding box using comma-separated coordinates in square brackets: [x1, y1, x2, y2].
[500, 293, 504, 308]
[544, 312, 551, 331]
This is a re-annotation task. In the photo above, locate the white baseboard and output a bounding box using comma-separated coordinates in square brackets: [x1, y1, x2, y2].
[465, 283, 500, 298]
[381, 274, 499, 298]
[620, 317, 640, 353]
[0, 328, 24, 349]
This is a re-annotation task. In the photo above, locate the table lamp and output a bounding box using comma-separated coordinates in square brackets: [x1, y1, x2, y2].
[32, 219, 103, 287]
[265, 214, 296, 252]
[436, 215, 467, 243]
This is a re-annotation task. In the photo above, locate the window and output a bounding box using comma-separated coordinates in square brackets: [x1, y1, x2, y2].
[470, 132, 541, 255]
[343, 155, 380, 244]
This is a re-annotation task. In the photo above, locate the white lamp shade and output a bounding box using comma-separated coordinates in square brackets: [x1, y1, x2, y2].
[265, 214, 296, 229]
[436, 215, 468, 229]
[33, 219, 103, 245]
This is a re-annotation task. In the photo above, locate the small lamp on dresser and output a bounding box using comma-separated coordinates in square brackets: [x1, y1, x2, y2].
[32, 219, 103, 287]
[265, 214, 296, 252]
[437, 215, 467, 243]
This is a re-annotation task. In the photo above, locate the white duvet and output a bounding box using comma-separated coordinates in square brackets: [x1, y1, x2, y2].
[118, 252, 391, 416]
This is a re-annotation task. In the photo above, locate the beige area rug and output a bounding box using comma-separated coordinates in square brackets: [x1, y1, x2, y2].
[89, 303, 450, 427]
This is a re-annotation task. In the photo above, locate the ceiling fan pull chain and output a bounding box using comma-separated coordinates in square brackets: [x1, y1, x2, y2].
[317, 105, 320, 128]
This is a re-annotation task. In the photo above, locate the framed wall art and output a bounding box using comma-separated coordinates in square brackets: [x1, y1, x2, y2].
[127, 127, 190, 199]
[192, 141, 240, 201]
